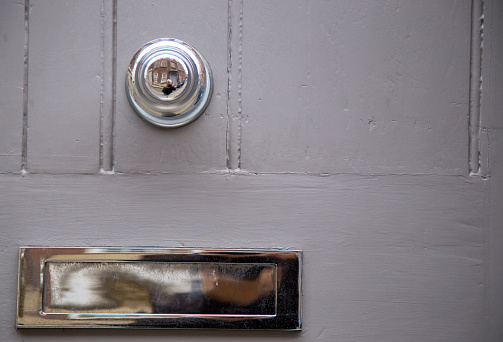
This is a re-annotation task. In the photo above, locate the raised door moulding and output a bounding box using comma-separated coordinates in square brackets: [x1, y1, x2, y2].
[16, 247, 302, 330]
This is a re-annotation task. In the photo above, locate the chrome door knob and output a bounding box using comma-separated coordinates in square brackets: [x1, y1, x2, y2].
[126, 38, 213, 128]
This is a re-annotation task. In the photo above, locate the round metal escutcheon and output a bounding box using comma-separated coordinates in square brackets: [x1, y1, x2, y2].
[126, 38, 213, 128]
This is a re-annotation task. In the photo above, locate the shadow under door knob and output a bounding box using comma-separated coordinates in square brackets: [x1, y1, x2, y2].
[126, 38, 213, 128]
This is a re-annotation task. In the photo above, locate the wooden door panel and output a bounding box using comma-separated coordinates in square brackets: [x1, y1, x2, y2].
[241, 1, 471, 175]
[114, 0, 228, 173]
[0, 1, 25, 172]
[26, 0, 103, 173]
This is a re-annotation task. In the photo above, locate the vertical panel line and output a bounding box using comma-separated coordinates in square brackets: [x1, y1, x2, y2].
[99, 0, 105, 172]
[226, 0, 243, 171]
[21, 0, 30, 173]
[111, 0, 117, 172]
[237, 0, 243, 170]
[226, 0, 232, 169]
[99, 0, 116, 174]
[469, 0, 484, 176]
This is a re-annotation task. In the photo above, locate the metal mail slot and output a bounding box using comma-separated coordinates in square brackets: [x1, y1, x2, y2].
[17, 248, 302, 330]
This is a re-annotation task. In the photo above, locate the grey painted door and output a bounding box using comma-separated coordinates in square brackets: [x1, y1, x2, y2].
[1, 1, 502, 341]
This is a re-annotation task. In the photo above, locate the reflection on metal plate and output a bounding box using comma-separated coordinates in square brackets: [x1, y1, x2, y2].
[17, 248, 301, 329]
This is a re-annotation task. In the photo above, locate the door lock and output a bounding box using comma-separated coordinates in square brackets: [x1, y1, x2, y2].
[126, 38, 213, 128]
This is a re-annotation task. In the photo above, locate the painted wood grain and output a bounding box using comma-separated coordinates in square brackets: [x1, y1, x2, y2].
[26, 0, 102, 173]
[114, 0, 228, 173]
[0, 1, 501, 341]
[0, 1, 25, 172]
[487, 131, 503, 342]
[481, 0, 503, 130]
[0, 173, 485, 341]
[240, 1, 470, 175]
[485, 1, 503, 338]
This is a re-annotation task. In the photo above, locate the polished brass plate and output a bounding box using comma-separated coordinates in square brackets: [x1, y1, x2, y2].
[17, 248, 301, 329]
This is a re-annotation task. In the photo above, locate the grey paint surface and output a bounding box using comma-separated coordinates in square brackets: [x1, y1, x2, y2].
[26, 1, 102, 173]
[484, 1, 503, 341]
[482, 0, 503, 130]
[241, 1, 470, 175]
[0, 0, 502, 341]
[0, 174, 486, 341]
[114, 1, 229, 173]
[0, 0, 24, 172]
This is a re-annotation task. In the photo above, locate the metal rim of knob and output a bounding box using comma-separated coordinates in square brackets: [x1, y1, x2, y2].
[126, 38, 213, 128]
